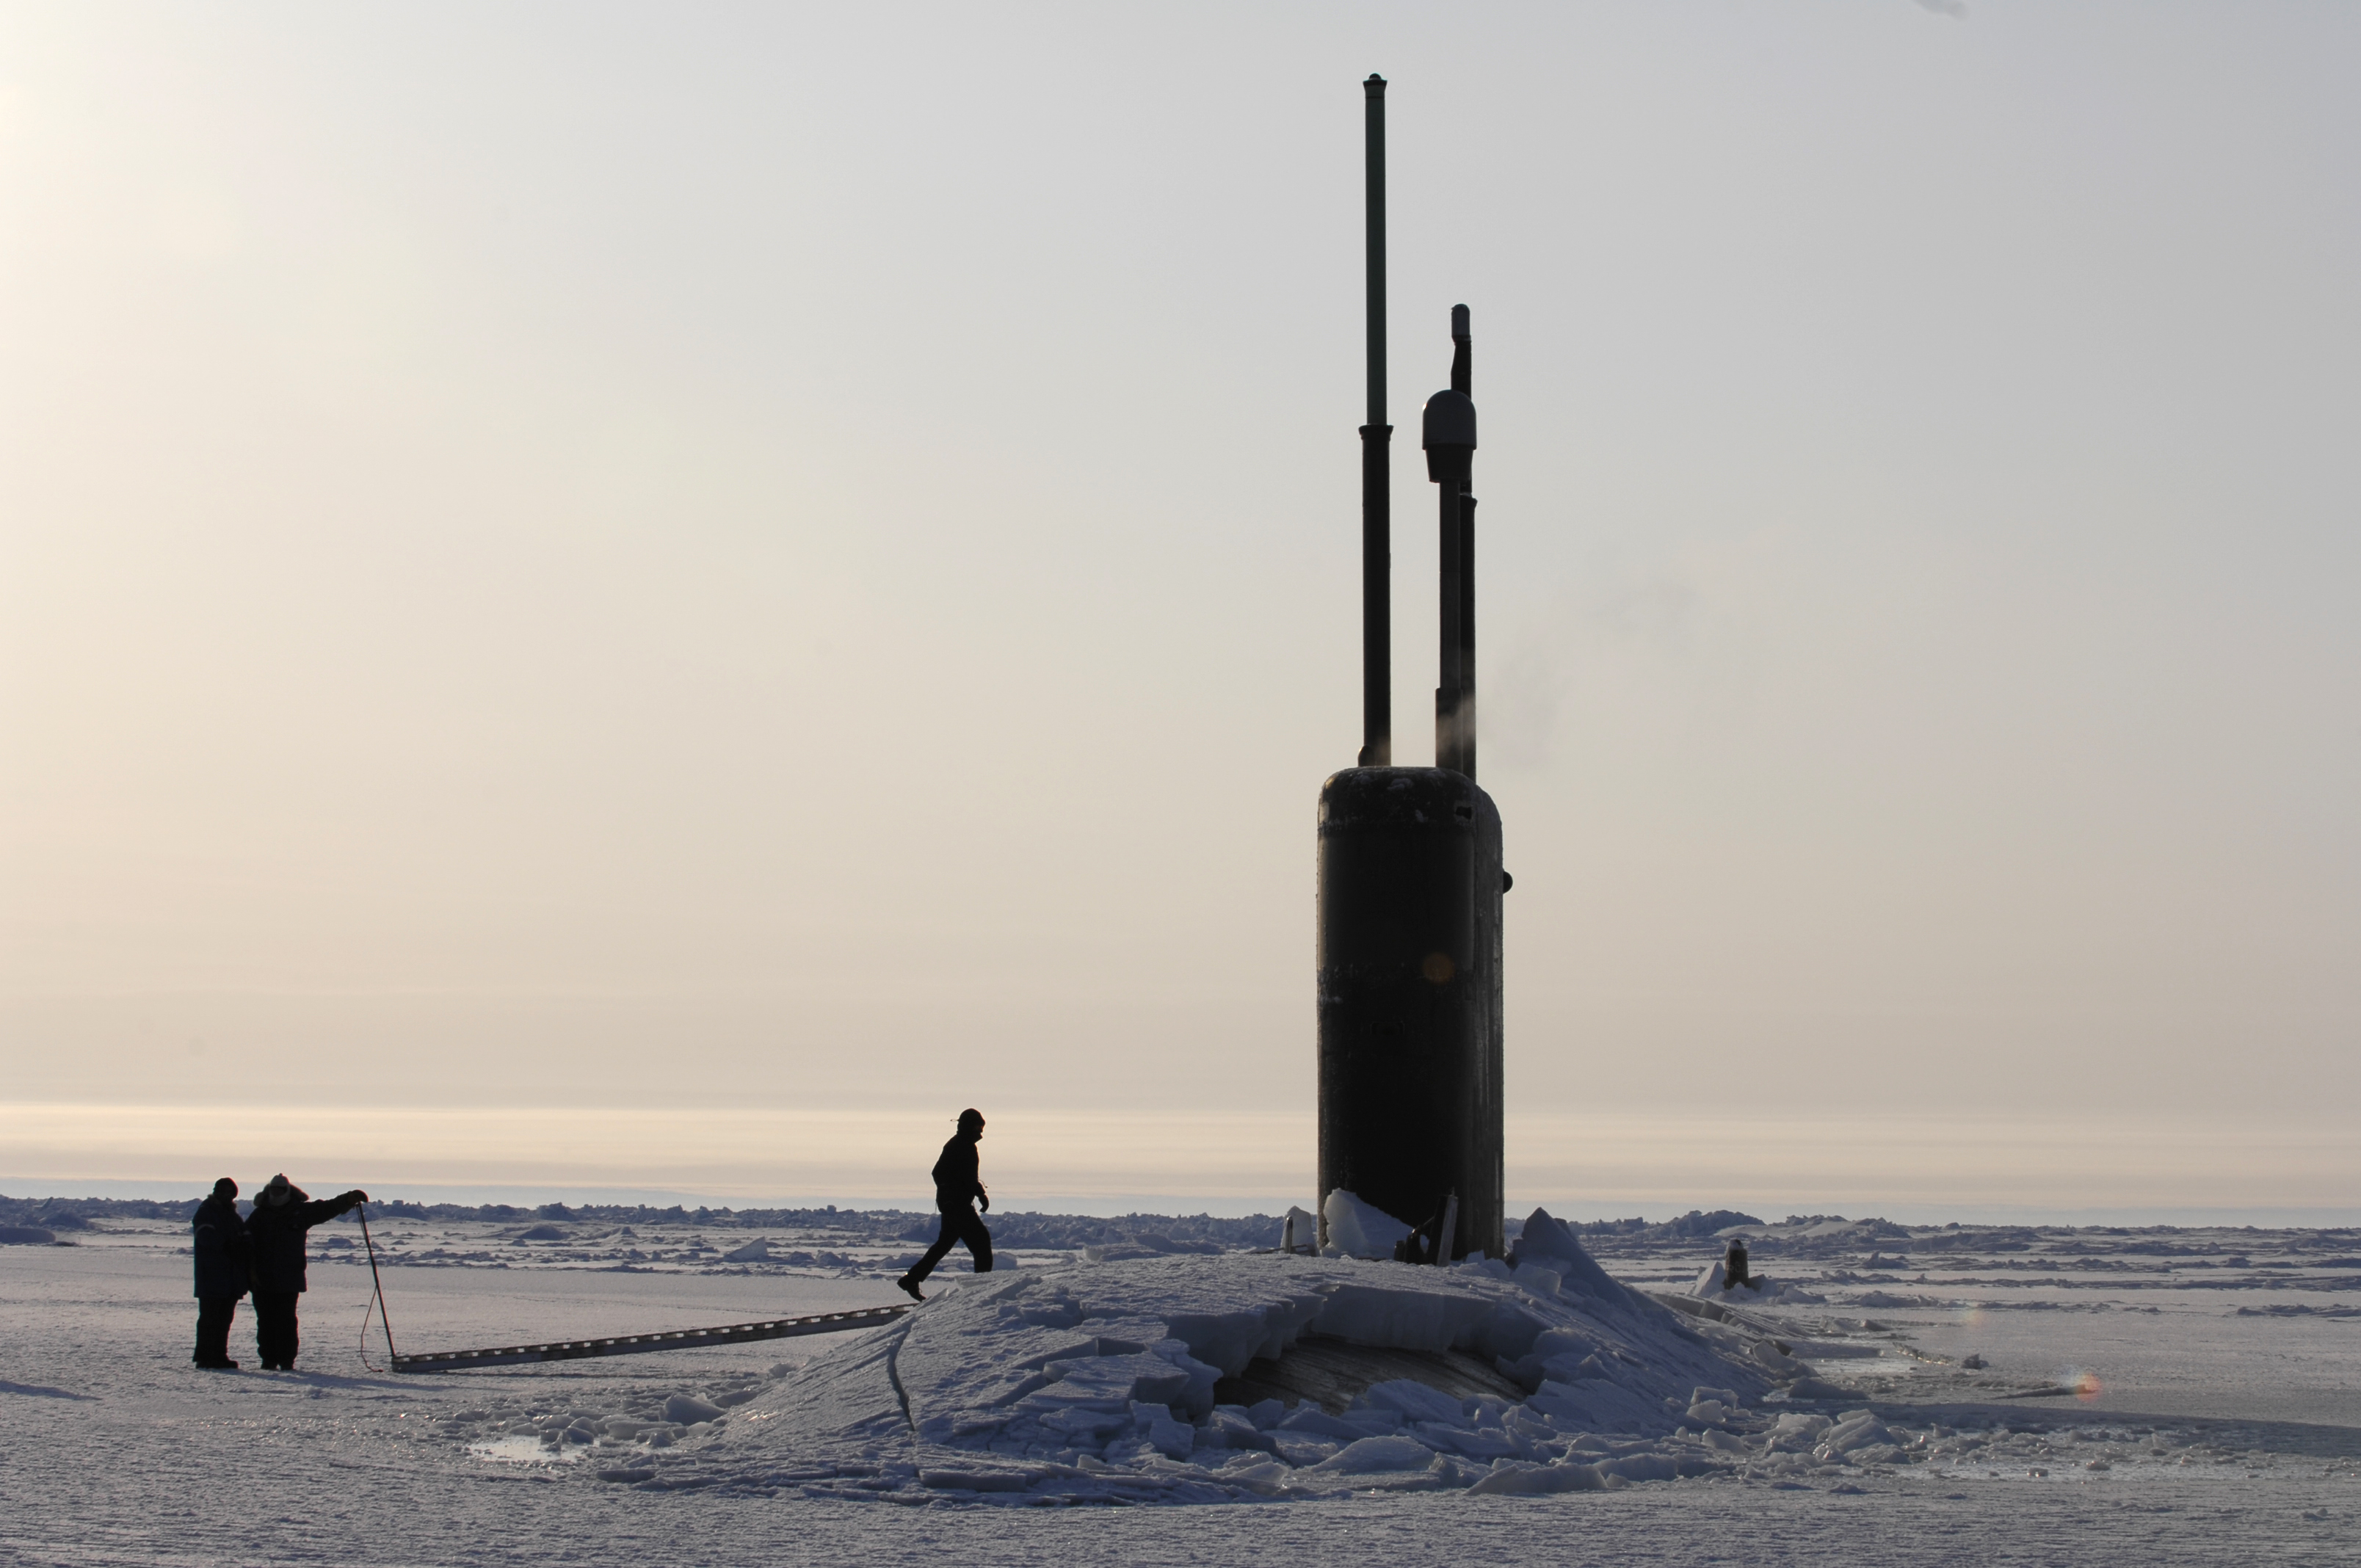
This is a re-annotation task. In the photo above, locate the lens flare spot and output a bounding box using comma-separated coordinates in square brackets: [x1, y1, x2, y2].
[2062, 1367, 2103, 1402]
[1421, 952, 1455, 984]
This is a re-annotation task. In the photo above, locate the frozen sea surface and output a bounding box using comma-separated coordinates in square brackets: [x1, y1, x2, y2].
[2, 1211, 2356, 1565]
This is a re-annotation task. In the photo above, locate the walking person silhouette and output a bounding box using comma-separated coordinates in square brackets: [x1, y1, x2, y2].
[897, 1108, 990, 1301]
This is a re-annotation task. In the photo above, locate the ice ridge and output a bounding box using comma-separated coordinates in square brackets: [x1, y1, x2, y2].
[655, 1223, 1786, 1503]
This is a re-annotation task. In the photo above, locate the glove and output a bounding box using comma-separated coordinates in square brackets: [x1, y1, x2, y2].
[978, 1186, 990, 1213]
[340, 1189, 368, 1208]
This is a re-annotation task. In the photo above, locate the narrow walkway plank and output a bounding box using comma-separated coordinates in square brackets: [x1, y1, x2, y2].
[389, 1303, 910, 1372]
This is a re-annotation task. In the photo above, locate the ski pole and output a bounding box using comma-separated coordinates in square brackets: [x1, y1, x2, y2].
[358, 1202, 397, 1365]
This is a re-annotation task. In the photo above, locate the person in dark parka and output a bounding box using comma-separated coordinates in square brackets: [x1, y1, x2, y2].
[191, 1177, 250, 1370]
[244, 1173, 366, 1371]
[896, 1109, 990, 1301]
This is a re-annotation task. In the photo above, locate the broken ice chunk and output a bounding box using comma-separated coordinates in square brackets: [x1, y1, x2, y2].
[1131, 1402, 1193, 1459]
[1197, 1407, 1276, 1453]
[1321, 1190, 1413, 1260]
[1465, 1459, 1607, 1495]
[1308, 1434, 1436, 1474]
[1420, 1423, 1524, 1461]
[1219, 1456, 1297, 1494]
[1037, 1406, 1131, 1443]
[1021, 1354, 1192, 1414]
[1274, 1434, 1339, 1467]
[1816, 1413, 1895, 1458]
[1313, 1280, 1494, 1351]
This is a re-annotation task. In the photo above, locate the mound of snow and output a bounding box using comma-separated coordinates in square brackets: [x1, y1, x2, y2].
[664, 1393, 726, 1424]
[680, 1249, 1771, 1504]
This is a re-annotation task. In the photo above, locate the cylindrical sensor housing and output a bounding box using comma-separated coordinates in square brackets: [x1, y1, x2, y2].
[1316, 766, 1504, 1259]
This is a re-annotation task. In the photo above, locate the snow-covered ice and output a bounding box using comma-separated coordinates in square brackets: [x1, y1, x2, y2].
[711, 1224, 1774, 1503]
[4, 1198, 2357, 1564]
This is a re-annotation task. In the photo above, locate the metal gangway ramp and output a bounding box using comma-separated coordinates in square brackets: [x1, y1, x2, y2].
[388, 1303, 911, 1373]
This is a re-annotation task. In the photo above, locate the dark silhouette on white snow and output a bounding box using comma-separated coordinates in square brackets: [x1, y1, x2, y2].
[898, 1109, 991, 1300]
[190, 1177, 249, 1369]
[244, 1174, 367, 1370]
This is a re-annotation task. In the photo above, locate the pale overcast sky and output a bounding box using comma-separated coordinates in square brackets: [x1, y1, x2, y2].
[3, 4, 2354, 1216]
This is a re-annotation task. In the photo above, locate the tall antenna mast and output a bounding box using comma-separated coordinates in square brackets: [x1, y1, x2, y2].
[1453, 305, 1476, 783]
[1424, 308, 1476, 778]
[1357, 74, 1392, 767]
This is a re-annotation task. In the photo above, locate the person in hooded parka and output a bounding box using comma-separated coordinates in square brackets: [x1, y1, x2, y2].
[190, 1177, 250, 1369]
[244, 1174, 366, 1371]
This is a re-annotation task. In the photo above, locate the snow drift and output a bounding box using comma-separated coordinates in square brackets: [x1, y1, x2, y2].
[632, 1208, 1799, 1503]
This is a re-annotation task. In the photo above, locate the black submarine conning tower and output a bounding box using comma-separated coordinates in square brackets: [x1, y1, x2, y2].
[1317, 73, 1506, 1263]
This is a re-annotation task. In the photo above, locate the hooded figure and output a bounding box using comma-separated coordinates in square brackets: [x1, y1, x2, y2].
[896, 1109, 990, 1301]
[190, 1177, 249, 1369]
[243, 1175, 366, 1371]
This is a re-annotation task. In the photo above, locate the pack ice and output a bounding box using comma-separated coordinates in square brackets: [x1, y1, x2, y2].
[653, 1209, 1791, 1503]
